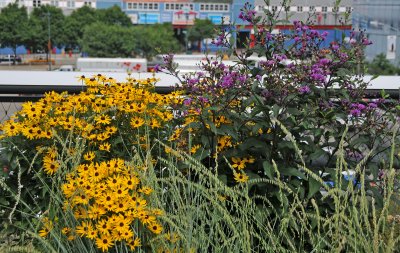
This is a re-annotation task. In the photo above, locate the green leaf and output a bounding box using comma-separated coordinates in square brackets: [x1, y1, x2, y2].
[281, 167, 307, 180]
[307, 178, 321, 199]
[262, 160, 274, 179]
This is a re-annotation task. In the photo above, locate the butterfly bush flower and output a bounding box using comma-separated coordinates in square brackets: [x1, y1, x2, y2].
[298, 86, 311, 94]
[239, 3, 257, 23]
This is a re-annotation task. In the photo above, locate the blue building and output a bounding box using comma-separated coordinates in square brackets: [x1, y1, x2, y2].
[93, 0, 249, 50]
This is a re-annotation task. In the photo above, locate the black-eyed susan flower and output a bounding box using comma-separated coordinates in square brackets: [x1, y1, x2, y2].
[95, 114, 111, 125]
[84, 151, 96, 161]
[233, 171, 249, 183]
[130, 117, 145, 128]
[99, 143, 111, 152]
[96, 234, 114, 252]
[127, 237, 141, 250]
[231, 157, 247, 170]
[148, 222, 163, 234]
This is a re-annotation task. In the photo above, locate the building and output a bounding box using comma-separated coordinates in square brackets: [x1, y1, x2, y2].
[0, 0, 354, 53]
[0, 0, 96, 14]
[248, 0, 352, 47]
[353, 0, 400, 63]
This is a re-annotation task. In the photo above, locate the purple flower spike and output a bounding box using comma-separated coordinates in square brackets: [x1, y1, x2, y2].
[298, 86, 311, 94]
[154, 64, 161, 72]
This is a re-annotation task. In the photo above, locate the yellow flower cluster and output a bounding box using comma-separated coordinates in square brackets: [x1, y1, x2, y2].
[0, 74, 182, 175]
[62, 159, 163, 251]
[0, 75, 181, 251]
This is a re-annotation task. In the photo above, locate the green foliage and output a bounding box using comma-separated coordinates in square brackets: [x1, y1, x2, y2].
[30, 5, 65, 51]
[81, 22, 180, 58]
[132, 23, 180, 59]
[81, 22, 137, 57]
[0, 3, 30, 57]
[1, 128, 399, 252]
[96, 5, 132, 27]
[188, 18, 216, 51]
[62, 6, 98, 50]
[367, 53, 400, 75]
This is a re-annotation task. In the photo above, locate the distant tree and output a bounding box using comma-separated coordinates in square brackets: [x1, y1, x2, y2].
[30, 5, 65, 55]
[62, 6, 98, 50]
[367, 53, 399, 75]
[187, 18, 216, 51]
[96, 5, 132, 27]
[0, 3, 30, 63]
[81, 22, 136, 57]
[133, 23, 180, 59]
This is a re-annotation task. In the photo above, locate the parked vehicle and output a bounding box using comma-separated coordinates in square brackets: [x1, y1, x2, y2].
[76, 58, 147, 72]
[53, 65, 75, 72]
[0, 55, 22, 64]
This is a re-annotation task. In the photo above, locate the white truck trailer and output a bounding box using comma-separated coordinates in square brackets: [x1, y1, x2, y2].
[76, 58, 147, 72]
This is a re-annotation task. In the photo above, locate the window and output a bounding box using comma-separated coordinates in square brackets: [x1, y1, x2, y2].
[199, 4, 229, 12]
[297, 6, 303, 12]
[130, 2, 159, 10]
[309, 6, 315, 11]
[33, 0, 41, 7]
[67, 0, 74, 7]
[346, 6, 352, 12]
[322, 6, 328, 12]
[84, 2, 92, 6]
[165, 3, 193, 11]
[271, 6, 278, 12]
[50, 0, 58, 6]
[332, 6, 338, 12]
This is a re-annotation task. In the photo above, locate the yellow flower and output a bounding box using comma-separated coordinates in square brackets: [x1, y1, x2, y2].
[148, 222, 163, 234]
[130, 117, 145, 128]
[231, 157, 246, 170]
[43, 160, 60, 175]
[141, 213, 156, 225]
[149, 118, 161, 129]
[96, 234, 114, 252]
[127, 237, 141, 250]
[84, 151, 96, 161]
[95, 114, 111, 125]
[217, 136, 232, 152]
[233, 172, 249, 183]
[76, 221, 93, 237]
[190, 144, 201, 154]
[2, 121, 21, 136]
[99, 143, 111, 152]
[96, 219, 111, 236]
[138, 186, 153, 195]
[38, 227, 50, 237]
[169, 128, 183, 141]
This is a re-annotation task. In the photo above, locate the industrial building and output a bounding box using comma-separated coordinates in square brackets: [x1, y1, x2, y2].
[353, 0, 400, 63]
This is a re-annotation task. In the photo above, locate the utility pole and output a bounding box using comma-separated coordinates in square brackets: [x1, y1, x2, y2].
[47, 12, 52, 71]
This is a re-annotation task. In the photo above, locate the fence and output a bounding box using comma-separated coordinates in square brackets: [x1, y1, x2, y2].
[0, 83, 398, 123]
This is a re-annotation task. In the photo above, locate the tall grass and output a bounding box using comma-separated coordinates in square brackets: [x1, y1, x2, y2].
[1, 122, 399, 252]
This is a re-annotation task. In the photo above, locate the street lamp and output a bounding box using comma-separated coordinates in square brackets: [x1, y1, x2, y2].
[182, 5, 190, 53]
[46, 12, 52, 71]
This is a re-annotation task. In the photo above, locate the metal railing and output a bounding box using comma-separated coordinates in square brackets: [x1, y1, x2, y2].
[0, 84, 397, 123]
